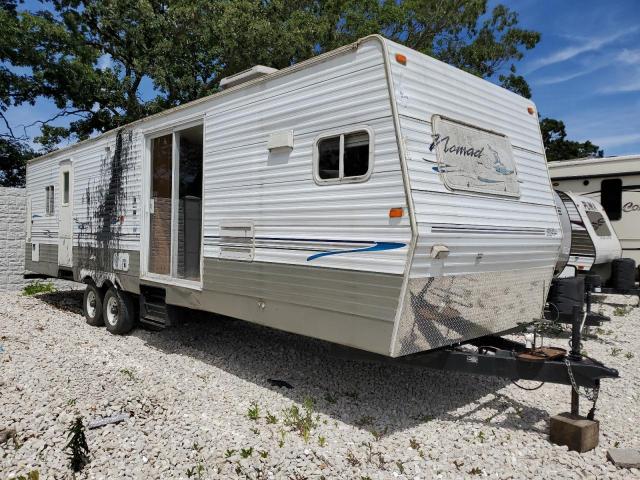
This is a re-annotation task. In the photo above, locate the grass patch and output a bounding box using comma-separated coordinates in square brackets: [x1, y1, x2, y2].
[22, 280, 56, 296]
[283, 398, 317, 442]
[613, 306, 631, 317]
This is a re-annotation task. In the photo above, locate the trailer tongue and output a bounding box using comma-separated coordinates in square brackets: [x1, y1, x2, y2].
[333, 301, 619, 452]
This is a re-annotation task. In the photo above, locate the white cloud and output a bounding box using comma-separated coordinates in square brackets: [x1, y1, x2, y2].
[616, 48, 640, 65]
[591, 132, 640, 149]
[533, 64, 604, 85]
[524, 26, 639, 74]
[598, 78, 640, 94]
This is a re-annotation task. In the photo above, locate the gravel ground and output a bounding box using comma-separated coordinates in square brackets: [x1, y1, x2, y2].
[1, 288, 639, 479]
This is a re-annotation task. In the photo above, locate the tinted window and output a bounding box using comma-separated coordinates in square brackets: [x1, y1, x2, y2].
[63, 171, 69, 204]
[601, 178, 622, 221]
[317, 136, 340, 180]
[586, 211, 611, 237]
[316, 131, 370, 182]
[343, 132, 369, 177]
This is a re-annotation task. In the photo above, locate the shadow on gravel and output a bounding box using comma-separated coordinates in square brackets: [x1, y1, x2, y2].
[36, 288, 549, 435]
[36, 290, 85, 316]
[127, 308, 550, 436]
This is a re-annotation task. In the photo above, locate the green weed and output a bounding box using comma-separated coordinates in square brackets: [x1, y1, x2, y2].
[22, 280, 56, 296]
[247, 402, 260, 421]
[283, 398, 317, 442]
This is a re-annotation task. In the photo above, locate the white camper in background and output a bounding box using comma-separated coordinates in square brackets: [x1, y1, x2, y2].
[555, 191, 621, 279]
[549, 155, 640, 271]
[25, 35, 562, 358]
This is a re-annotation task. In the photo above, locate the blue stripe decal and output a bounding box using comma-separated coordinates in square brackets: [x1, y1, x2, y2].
[306, 241, 406, 261]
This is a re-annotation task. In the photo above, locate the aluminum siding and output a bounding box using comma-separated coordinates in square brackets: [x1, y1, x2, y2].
[385, 40, 561, 277]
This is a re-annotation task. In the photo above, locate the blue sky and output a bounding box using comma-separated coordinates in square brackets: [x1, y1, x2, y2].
[495, 0, 640, 155]
[4, 0, 640, 156]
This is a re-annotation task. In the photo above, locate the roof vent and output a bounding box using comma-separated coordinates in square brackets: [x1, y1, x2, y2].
[219, 65, 278, 90]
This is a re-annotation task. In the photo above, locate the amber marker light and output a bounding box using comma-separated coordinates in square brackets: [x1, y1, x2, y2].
[395, 53, 407, 65]
[527, 106, 535, 115]
[389, 207, 404, 218]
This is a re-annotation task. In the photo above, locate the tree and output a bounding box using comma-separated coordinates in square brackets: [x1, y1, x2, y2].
[540, 117, 603, 162]
[1, 0, 541, 147]
[0, 138, 34, 187]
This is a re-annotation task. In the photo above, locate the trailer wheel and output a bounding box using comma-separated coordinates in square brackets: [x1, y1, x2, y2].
[83, 283, 104, 326]
[103, 287, 135, 334]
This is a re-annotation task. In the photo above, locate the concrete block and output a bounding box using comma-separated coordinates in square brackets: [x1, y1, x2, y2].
[549, 412, 599, 453]
[607, 448, 640, 468]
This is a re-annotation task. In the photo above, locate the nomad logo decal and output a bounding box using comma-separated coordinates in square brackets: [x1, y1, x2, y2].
[623, 202, 640, 212]
[428, 116, 519, 196]
[306, 242, 406, 261]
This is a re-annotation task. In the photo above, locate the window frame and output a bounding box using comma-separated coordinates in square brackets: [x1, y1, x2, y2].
[313, 126, 374, 185]
[45, 185, 55, 216]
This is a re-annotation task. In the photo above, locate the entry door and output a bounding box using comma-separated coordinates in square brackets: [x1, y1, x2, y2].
[58, 161, 73, 267]
[147, 125, 203, 281]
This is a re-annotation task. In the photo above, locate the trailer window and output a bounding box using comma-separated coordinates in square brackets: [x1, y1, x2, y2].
[62, 171, 70, 205]
[316, 130, 371, 183]
[586, 211, 612, 237]
[601, 178, 622, 221]
[45, 186, 55, 216]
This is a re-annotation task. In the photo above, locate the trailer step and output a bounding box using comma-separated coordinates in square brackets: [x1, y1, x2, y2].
[139, 286, 170, 329]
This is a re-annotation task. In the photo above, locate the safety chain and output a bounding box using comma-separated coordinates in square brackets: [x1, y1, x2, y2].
[564, 357, 600, 411]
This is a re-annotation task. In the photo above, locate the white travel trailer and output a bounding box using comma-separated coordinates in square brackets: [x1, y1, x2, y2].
[555, 191, 621, 279]
[549, 155, 640, 270]
[25, 35, 563, 358]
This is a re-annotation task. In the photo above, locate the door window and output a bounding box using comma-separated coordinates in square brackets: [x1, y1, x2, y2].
[63, 171, 70, 205]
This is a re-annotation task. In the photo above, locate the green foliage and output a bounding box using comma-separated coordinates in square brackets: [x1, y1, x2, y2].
[247, 402, 259, 421]
[64, 417, 89, 473]
[613, 306, 631, 317]
[1, 0, 541, 149]
[0, 138, 35, 187]
[185, 463, 205, 479]
[283, 398, 317, 442]
[239, 446, 253, 459]
[540, 117, 604, 162]
[22, 280, 56, 296]
[265, 411, 278, 424]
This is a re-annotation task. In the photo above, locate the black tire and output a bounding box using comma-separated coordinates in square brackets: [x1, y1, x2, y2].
[611, 258, 636, 291]
[103, 287, 136, 334]
[83, 283, 104, 326]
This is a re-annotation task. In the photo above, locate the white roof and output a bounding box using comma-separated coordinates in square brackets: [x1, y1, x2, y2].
[548, 154, 640, 178]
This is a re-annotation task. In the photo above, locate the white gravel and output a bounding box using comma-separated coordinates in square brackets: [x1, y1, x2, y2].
[1, 288, 639, 479]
